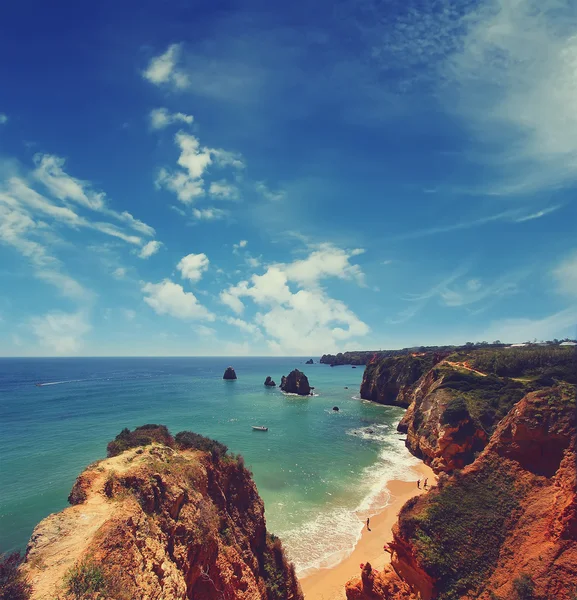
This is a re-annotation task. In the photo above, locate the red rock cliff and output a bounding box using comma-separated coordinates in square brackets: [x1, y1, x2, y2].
[22, 443, 303, 600]
[346, 384, 577, 599]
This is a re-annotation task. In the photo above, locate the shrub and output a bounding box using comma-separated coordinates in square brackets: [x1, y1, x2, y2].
[106, 425, 174, 457]
[408, 456, 521, 600]
[512, 573, 535, 600]
[65, 559, 106, 599]
[0, 552, 31, 600]
[441, 397, 470, 426]
[174, 431, 228, 459]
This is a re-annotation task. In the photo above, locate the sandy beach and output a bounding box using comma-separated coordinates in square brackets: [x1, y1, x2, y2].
[300, 461, 436, 600]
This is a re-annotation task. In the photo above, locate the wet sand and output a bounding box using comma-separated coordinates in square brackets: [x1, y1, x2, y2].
[300, 462, 436, 600]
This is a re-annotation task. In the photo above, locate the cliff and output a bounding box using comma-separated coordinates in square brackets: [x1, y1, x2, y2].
[360, 353, 448, 408]
[346, 383, 577, 599]
[21, 427, 303, 600]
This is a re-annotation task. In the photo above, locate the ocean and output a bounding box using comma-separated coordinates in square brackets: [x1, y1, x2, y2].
[0, 357, 419, 575]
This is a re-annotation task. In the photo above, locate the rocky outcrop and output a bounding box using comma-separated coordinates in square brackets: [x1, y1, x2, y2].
[360, 353, 448, 408]
[346, 384, 577, 600]
[264, 376, 276, 387]
[23, 431, 303, 600]
[305, 359, 314, 364]
[223, 366, 237, 380]
[280, 370, 311, 396]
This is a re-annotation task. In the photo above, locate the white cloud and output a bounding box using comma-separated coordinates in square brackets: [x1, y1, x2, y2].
[282, 244, 366, 287]
[149, 108, 193, 130]
[195, 324, 217, 336]
[32, 154, 155, 236]
[219, 244, 369, 353]
[246, 256, 260, 268]
[113, 267, 126, 279]
[481, 307, 577, 345]
[30, 310, 91, 354]
[209, 180, 239, 200]
[156, 168, 205, 203]
[211, 149, 245, 170]
[233, 239, 248, 253]
[138, 240, 162, 259]
[255, 181, 285, 202]
[192, 207, 226, 220]
[443, 0, 577, 193]
[122, 309, 136, 321]
[0, 113, 8, 124]
[36, 271, 91, 301]
[553, 251, 577, 298]
[223, 316, 263, 338]
[177, 252, 209, 283]
[142, 279, 215, 321]
[142, 44, 189, 89]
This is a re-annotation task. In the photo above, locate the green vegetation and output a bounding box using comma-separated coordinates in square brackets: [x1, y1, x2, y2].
[174, 430, 228, 458]
[262, 533, 294, 600]
[463, 346, 576, 383]
[65, 559, 106, 599]
[399, 456, 521, 600]
[0, 552, 31, 600]
[440, 396, 470, 426]
[106, 424, 174, 457]
[512, 573, 535, 599]
[437, 369, 527, 434]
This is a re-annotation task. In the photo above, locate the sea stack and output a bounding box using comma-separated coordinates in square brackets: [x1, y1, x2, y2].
[264, 376, 276, 387]
[223, 366, 237, 380]
[280, 369, 311, 396]
[305, 359, 314, 364]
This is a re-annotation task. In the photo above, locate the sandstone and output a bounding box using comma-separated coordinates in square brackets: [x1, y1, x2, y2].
[280, 370, 311, 396]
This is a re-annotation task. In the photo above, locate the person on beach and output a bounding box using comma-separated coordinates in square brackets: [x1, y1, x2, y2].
[424, 478, 428, 489]
[366, 518, 371, 531]
[417, 479, 421, 489]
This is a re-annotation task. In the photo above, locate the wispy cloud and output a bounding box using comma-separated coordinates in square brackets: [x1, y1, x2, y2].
[149, 108, 193, 130]
[0, 113, 7, 125]
[395, 205, 562, 241]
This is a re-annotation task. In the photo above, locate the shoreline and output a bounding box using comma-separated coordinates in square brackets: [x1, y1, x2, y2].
[300, 461, 436, 600]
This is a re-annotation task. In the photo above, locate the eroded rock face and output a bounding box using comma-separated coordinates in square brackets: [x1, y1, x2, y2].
[280, 370, 311, 396]
[360, 353, 447, 407]
[223, 366, 237, 380]
[346, 384, 577, 600]
[23, 444, 303, 600]
[264, 376, 276, 387]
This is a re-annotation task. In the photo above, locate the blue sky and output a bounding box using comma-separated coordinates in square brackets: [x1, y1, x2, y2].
[0, 0, 576, 356]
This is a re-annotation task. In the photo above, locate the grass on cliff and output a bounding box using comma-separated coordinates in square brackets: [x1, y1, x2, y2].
[0, 552, 31, 600]
[437, 368, 528, 434]
[399, 455, 522, 600]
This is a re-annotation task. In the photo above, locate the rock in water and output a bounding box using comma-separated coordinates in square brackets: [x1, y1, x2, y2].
[223, 366, 237, 380]
[280, 369, 311, 396]
[333, 406, 339, 412]
[264, 376, 276, 387]
[305, 359, 314, 364]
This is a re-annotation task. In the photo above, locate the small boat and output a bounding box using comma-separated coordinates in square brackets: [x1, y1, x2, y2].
[35, 383, 43, 387]
[252, 426, 268, 432]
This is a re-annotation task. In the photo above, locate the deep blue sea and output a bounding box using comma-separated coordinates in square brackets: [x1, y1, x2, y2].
[0, 357, 419, 574]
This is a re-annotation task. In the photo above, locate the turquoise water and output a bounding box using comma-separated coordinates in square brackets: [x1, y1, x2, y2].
[0, 357, 419, 574]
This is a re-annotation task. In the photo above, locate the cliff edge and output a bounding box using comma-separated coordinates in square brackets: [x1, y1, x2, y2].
[347, 376, 577, 599]
[21, 426, 302, 600]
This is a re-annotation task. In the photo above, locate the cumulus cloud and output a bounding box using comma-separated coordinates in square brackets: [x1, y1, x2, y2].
[219, 244, 368, 353]
[138, 240, 162, 259]
[30, 310, 91, 354]
[177, 252, 209, 283]
[149, 108, 193, 130]
[113, 267, 126, 279]
[209, 180, 239, 200]
[142, 279, 214, 321]
[223, 316, 263, 338]
[142, 44, 189, 89]
[553, 251, 577, 298]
